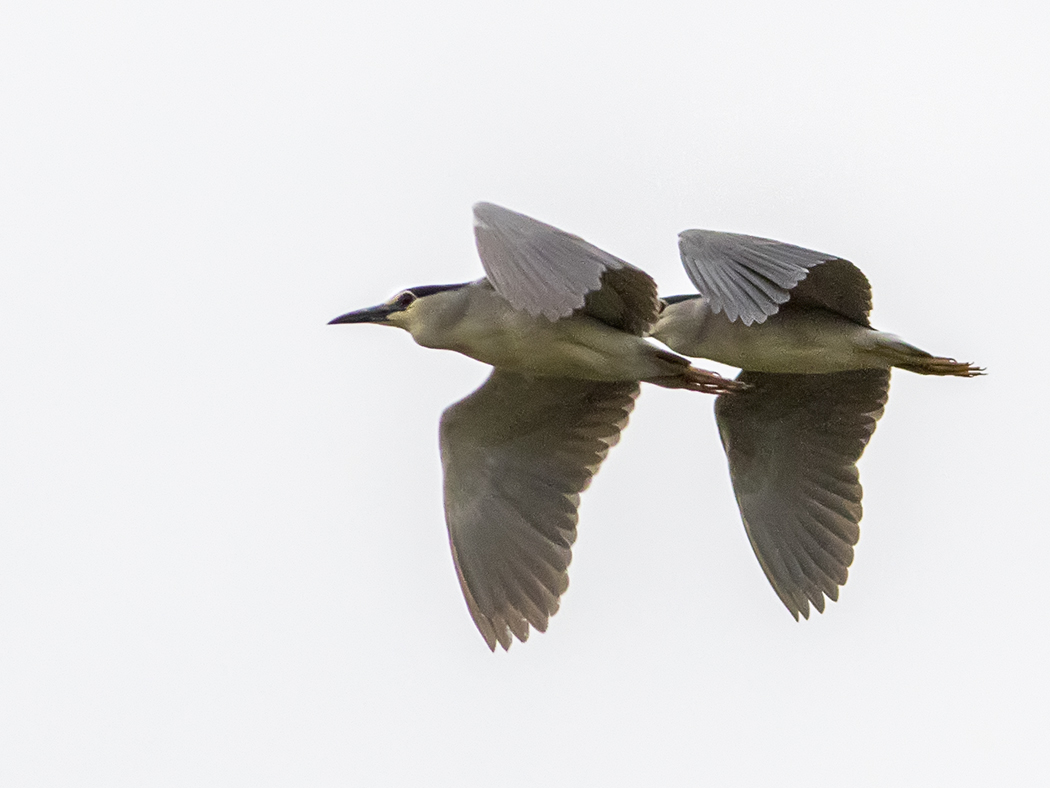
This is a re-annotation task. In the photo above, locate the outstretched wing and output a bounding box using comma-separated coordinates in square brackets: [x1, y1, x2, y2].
[440, 369, 639, 650]
[714, 369, 890, 619]
[678, 230, 872, 326]
[473, 202, 660, 334]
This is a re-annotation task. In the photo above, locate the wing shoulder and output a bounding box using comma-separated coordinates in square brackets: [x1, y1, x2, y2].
[678, 230, 872, 325]
[474, 202, 660, 333]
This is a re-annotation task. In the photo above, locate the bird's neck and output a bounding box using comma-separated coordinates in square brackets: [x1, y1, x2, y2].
[652, 297, 713, 355]
[401, 288, 474, 351]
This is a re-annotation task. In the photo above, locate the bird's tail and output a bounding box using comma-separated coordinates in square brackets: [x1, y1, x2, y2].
[869, 333, 984, 377]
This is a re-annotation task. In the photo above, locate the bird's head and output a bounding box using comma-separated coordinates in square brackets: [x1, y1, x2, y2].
[328, 283, 471, 340]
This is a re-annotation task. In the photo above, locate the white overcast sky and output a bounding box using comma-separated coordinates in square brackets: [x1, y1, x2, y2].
[2, 1, 1047, 785]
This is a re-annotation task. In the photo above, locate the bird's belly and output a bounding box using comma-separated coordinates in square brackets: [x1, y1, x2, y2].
[697, 313, 880, 373]
[450, 313, 666, 381]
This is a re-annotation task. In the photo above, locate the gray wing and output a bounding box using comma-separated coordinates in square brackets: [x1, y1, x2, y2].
[678, 230, 872, 326]
[714, 369, 890, 620]
[439, 369, 639, 650]
[473, 202, 660, 334]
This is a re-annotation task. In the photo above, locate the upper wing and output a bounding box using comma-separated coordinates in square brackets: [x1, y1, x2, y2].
[473, 202, 660, 334]
[714, 369, 890, 620]
[439, 369, 639, 650]
[678, 230, 872, 326]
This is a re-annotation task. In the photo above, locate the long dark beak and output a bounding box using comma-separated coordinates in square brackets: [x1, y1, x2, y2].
[328, 304, 397, 325]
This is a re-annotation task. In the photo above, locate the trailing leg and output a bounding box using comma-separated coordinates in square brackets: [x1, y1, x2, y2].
[869, 333, 984, 377]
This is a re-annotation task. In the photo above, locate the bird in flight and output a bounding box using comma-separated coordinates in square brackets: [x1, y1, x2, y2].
[652, 230, 982, 620]
[330, 203, 742, 650]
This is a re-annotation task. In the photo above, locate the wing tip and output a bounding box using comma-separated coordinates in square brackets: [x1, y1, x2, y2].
[472, 201, 523, 232]
[472, 200, 501, 215]
[472, 201, 499, 230]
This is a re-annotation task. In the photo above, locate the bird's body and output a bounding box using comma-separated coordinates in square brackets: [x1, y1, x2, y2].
[655, 295, 963, 375]
[651, 229, 982, 621]
[656, 296, 877, 373]
[398, 280, 704, 383]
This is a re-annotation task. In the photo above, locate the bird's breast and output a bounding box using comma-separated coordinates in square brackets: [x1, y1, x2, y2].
[426, 295, 664, 381]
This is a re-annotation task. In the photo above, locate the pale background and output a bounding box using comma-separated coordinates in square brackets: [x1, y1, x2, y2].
[2, 2, 1046, 785]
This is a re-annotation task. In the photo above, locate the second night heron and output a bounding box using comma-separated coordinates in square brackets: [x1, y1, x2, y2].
[330, 203, 741, 650]
[652, 230, 982, 621]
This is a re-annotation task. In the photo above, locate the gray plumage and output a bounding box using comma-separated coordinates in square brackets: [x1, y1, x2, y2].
[678, 230, 840, 325]
[473, 202, 661, 333]
[441, 371, 638, 650]
[715, 369, 889, 619]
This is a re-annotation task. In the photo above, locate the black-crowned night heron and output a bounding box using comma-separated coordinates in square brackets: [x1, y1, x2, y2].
[330, 203, 743, 650]
[651, 230, 983, 620]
